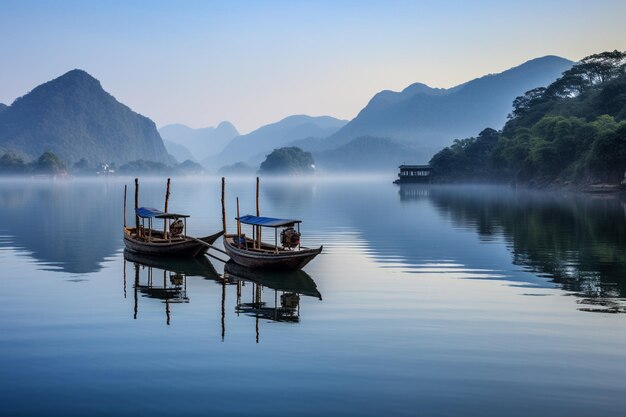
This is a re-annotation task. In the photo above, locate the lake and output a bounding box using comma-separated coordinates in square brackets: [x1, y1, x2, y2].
[1, 176, 625, 417]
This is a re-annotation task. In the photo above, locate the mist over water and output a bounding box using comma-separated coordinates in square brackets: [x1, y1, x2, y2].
[1, 177, 625, 416]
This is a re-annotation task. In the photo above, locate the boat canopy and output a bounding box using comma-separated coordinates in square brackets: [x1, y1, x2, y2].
[136, 207, 190, 219]
[136, 207, 164, 218]
[237, 214, 301, 228]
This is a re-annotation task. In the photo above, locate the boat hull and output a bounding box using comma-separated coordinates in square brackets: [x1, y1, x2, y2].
[123, 228, 223, 257]
[222, 235, 322, 271]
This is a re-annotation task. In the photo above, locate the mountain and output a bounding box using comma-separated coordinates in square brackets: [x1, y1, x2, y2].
[428, 50, 626, 186]
[314, 136, 430, 172]
[210, 115, 347, 169]
[159, 121, 239, 161]
[163, 140, 194, 163]
[0, 69, 171, 164]
[324, 56, 574, 151]
[0, 103, 7, 114]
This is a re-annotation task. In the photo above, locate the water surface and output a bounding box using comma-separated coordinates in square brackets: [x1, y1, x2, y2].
[1, 177, 625, 416]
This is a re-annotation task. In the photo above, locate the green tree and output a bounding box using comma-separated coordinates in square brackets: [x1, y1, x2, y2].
[0, 152, 27, 174]
[34, 152, 66, 174]
[258, 147, 315, 175]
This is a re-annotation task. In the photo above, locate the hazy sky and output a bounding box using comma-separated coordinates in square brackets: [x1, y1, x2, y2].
[1, 0, 625, 133]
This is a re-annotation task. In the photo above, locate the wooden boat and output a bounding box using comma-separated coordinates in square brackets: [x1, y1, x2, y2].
[222, 214, 322, 271]
[123, 207, 223, 257]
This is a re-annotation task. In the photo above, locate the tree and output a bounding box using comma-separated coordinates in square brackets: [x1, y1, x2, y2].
[0, 152, 27, 173]
[258, 147, 315, 175]
[34, 152, 66, 174]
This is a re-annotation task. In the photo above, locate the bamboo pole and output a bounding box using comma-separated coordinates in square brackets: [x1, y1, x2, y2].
[221, 177, 226, 234]
[164, 177, 171, 212]
[256, 176, 261, 248]
[134, 178, 139, 233]
[164, 177, 171, 235]
[123, 184, 127, 228]
[236, 197, 241, 237]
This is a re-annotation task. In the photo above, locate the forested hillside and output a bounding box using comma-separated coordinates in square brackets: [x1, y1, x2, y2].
[429, 50, 626, 186]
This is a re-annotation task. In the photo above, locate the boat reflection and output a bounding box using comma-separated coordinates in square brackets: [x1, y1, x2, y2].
[225, 261, 321, 323]
[122, 251, 322, 337]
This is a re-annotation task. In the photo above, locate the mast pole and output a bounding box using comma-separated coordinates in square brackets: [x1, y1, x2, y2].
[123, 184, 127, 228]
[236, 197, 241, 237]
[221, 177, 227, 234]
[256, 176, 261, 248]
[164, 177, 171, 236]
[134, 178, 139, 235]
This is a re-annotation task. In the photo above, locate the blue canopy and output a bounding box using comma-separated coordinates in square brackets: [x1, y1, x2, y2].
[136, 207, 164, 218]
[237, 214, 301, 228]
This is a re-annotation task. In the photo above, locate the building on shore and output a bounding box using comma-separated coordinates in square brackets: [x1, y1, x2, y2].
[393, 165, 433, 184]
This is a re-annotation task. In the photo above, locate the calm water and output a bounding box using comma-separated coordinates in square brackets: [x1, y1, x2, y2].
[1, 177, 625, 417]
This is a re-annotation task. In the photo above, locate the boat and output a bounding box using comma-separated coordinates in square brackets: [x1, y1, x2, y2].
[222, 214, 322, 271]
[123, 206, 223, 257]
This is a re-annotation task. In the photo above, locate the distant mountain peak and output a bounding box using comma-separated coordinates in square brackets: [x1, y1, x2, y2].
[217, 120, 236, 129]
[215, 121, 239, 136]
[400, 82, 447, 96]
[159, 121, 241, 161]
[46, 68, 103, 90]
[327, 54, 574, 153]
[0, 69, 170, 164]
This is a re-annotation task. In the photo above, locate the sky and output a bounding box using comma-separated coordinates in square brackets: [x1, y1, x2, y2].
[1, 0, 625, 134]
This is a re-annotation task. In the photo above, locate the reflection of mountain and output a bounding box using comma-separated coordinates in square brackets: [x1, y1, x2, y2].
[0, 181, 122, 274]
[425, 187, 626, 311]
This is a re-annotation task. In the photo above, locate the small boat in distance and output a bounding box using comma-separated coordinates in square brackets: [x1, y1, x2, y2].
[223, 215, 322, 271]
[124, 207, 223, 257]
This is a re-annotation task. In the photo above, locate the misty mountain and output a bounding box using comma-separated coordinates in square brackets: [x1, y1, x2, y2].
[0, 103, 7, 114]
[209, 115, 348, 169]
[163, 140, 194, 163]
[0, 69, 171, 164]
[159, 121, 239, 162]
[324, 56, 574, 151]
[314, 136, 430, 172]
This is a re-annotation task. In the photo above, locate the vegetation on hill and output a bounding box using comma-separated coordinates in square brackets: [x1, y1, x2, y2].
[0, 151, 67, 174]
[0, 150, 203, 176]
[429, 50, 626, 186]
[258, 147, 315, 175]
[0, 69, 171, 165]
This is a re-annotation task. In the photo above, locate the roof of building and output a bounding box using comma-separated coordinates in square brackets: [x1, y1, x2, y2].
[399, 165, 432, 170]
